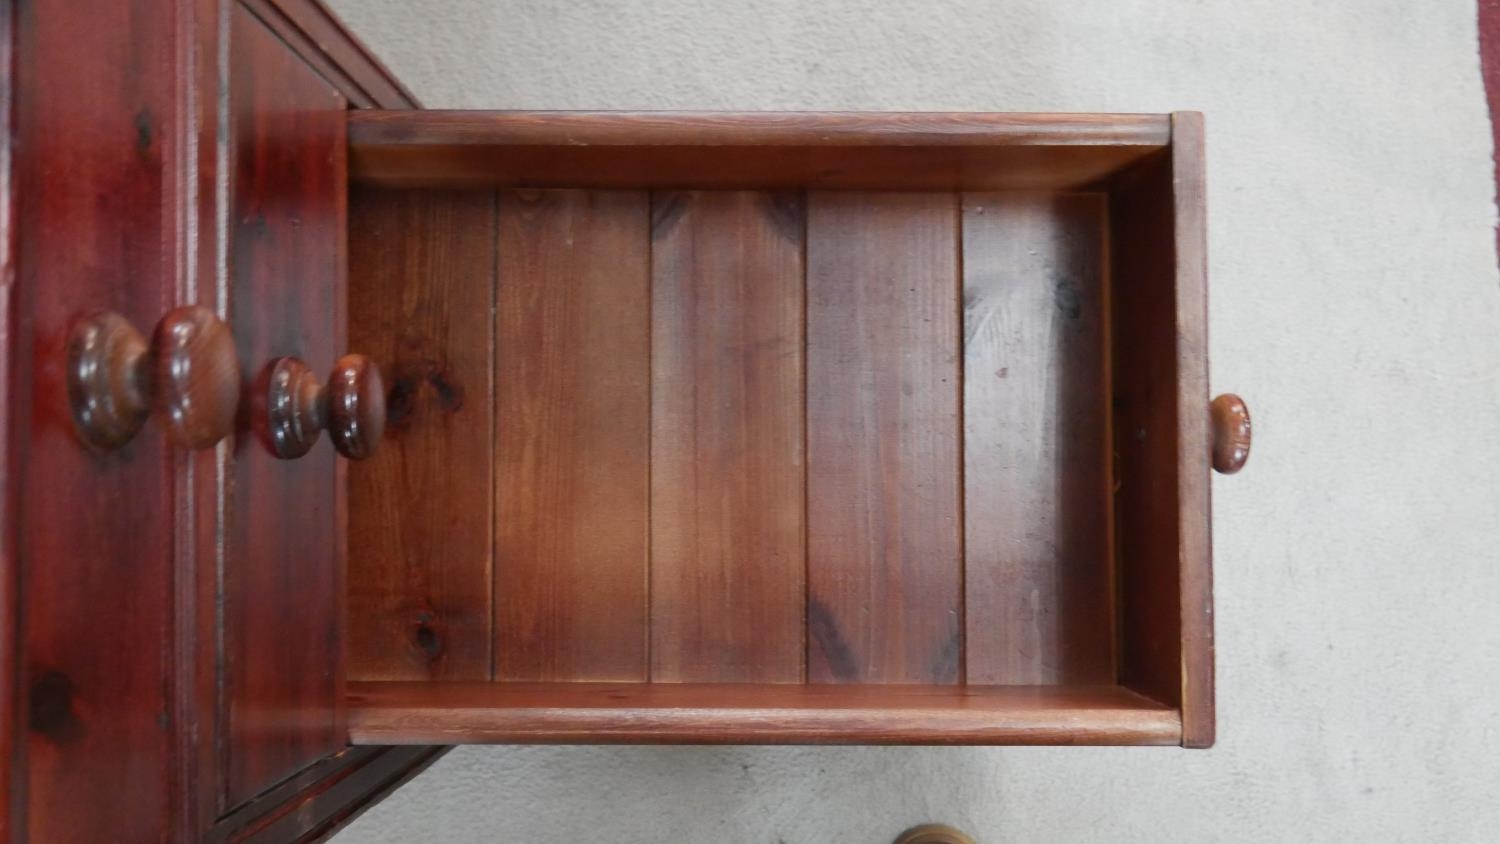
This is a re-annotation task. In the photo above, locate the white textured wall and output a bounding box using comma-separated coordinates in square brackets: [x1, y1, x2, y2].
[330, 1, 1500, 840]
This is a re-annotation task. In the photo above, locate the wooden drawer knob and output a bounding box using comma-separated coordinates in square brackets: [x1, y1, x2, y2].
[66, 306, 239, 451]
[255, 354, 385, 460]
[1211, 393, 1251, 474]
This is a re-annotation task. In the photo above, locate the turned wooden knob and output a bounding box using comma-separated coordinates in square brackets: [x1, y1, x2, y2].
[1210, 393, 1251, 474]
[66, 306, 239, 451]
[255, 354, 384, 460]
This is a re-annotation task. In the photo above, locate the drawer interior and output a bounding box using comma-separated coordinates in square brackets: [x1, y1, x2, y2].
[342, 112, 1207, 746]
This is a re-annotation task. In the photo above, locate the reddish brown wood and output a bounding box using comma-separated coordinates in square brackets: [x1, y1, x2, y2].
[354, 110, 1170, 147]
[649, 191, 806, 683]
[348, 187, 496, 682]
[961, 193, 1113, 684]
[805, 192, 963, 685]
[326, 353, 385, 459]
[151, 305, 241, 448]
[240, 0, 418, 109]
[254, 356, 326, 459]
[252, 354, 386, 460]
[209, 746, 446, 843]
[1110, 112, 1214, 747]
[7, 1, 431, 838]
[0, 0, 15, 834]
[348, 112, 1170, 191]
[495, 190, 651, 681]
[222, 4, 348, 809]
[180, 2, 234, 835]
[66, 306, 240, 451]
[12, 0, 177, 839]
[1210, 393, 1251, 474]
[1168, 112, 1214, 747]
[346, 681, 1181, 746]
[64, 311, 151, 450]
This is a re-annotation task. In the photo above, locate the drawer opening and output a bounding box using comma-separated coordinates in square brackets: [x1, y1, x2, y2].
[342, 112, 1210, 747]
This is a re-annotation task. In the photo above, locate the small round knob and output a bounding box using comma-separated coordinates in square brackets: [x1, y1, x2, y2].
[254, 354, 385, 460]
[1211, 393, 1251, 474]
[66, 306, 239, 452]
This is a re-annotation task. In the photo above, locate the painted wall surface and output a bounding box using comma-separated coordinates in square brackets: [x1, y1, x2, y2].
[331, 1, 1500, 840]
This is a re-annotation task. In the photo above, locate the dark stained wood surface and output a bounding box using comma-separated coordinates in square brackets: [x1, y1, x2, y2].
[6, 1, 434, 838]
[209, 746, 446, 843]
[495, 190, 651, 681]
[805, 192, 963, 684]
[347, 112, 1171, 191]
[0, 0, 15, 833]
[13, 1, 177, 838]
[961, 193, 1113, 684]
[348, 188, 496, 682]
[346, 681, 1181, 746]
[649, 191, 807, 683]
[1109, 112, 1214, 747]
[241, 0, 418, 108]
[223, 4, 347, 809]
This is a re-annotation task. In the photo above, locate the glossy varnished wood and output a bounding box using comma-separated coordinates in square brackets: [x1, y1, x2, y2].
[223, 4, 347, 810]
[64, 311, 151, 451]
[805, 192, 963, 684]
[1211, 393, 1252, 474]
[6, 1, 430, 839]
[353, 110, 1170, 146]
[66, 306, 240, 451]
[649, 191, 807, 683]
[348, 111, 1171, 191]
[1109, 112, 1214, 746]
[346, 682, 1180, 746]
[495, 189, 651, 681]
[341, 111, 1223, 749]
[208, 746, 446, 843]
[348, 188, 497, 682]
[961, 193, 1113, 684]
[150, 305, 241, 449]
[253, 353, 386, 460]
[13, 0, 177, 838]
[242, 0, 418, 109]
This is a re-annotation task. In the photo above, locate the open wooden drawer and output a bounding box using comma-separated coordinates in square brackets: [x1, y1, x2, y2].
[9, 3, 1256, 836]
[340, 110, 1248, 748]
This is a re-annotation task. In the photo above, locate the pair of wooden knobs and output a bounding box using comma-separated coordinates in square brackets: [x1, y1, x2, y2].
[66, 306, 384, 459]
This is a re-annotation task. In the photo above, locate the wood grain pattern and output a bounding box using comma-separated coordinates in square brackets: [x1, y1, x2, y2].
[1109, 112, 1214, 747]
[805, 192, 963, 685]
[223, 5, 346, 809]
[348, 112, 1170, 191]
[348, 188, 495, 682]
[961, 192, 1113, 684]
[649, 191, 806, 683]
[0, 0, 15, 833]
[495, 189, 650, 681]
[13, 1, 176, 837]
[347, 681, 1180, 746]
[1168, 112, 1214, 748]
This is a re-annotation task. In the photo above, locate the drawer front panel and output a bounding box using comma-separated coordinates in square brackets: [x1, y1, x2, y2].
[222, 2, 347, 812]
